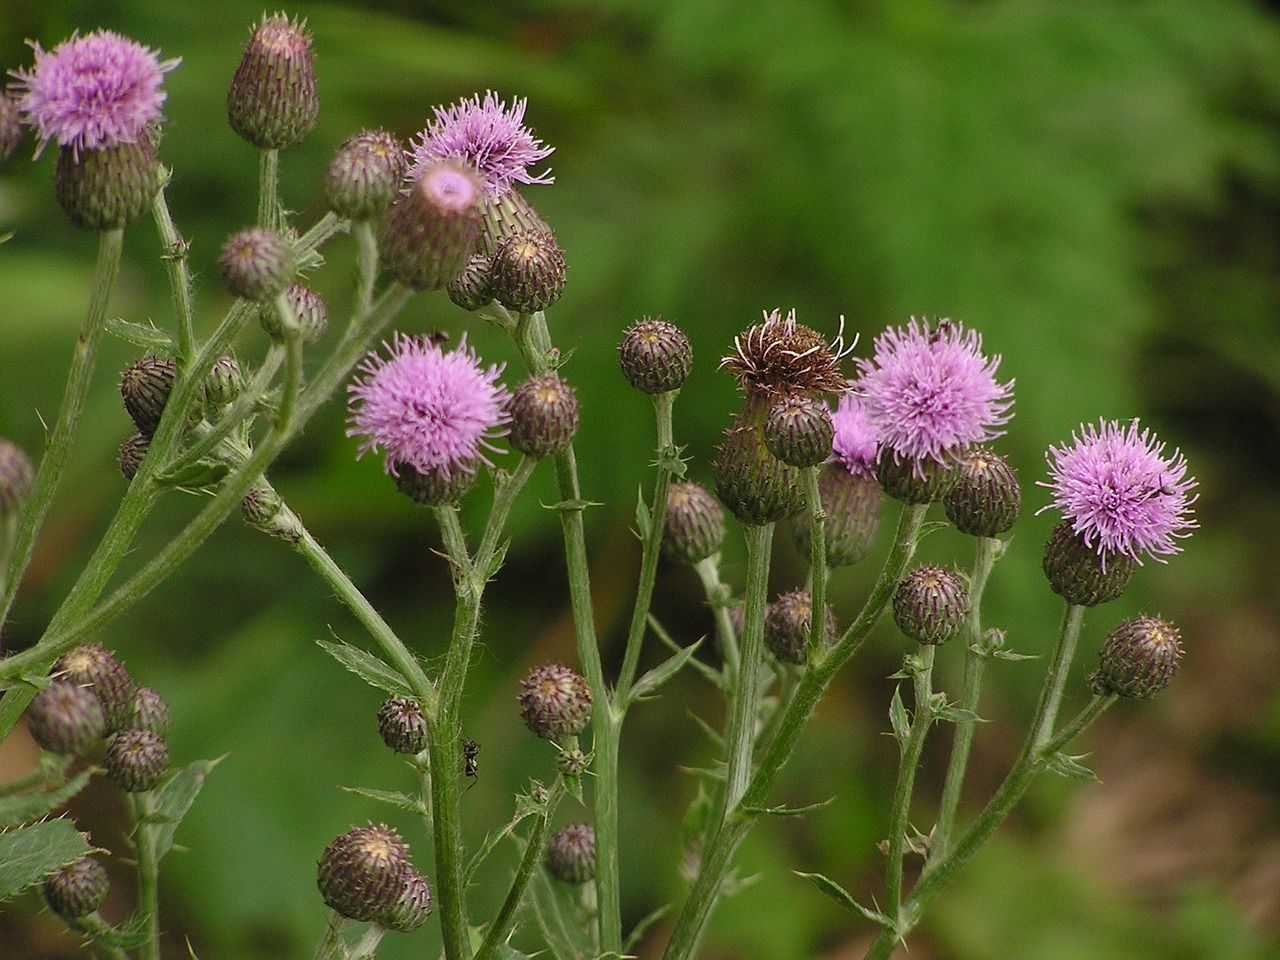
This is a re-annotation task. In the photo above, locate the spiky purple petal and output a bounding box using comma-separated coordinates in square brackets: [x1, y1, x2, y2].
[829, 389, 878, 478]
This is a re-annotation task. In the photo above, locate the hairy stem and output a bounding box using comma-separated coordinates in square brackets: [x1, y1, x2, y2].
[884, 645, 935, 922]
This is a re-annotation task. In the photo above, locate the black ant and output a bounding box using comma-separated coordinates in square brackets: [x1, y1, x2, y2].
[460, 737, 479, 787]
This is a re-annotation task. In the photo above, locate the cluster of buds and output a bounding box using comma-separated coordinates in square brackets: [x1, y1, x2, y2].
[317, 823, 433, 931]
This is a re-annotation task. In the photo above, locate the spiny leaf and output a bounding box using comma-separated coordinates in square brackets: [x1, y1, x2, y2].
[627, 639, 704, 705]
[150, 757, 221, 861]
[0, 819, 96, 901]
[0, 770, 92, 828]
[1043, 751, 1100, 782]
[316, 636, 411, 697]
[340, 786, 428, 818]
[793, 870, 891, 927]
[888, 687, 910, 747]
[623, 902, 672, 953]
[933, 703, 985, 725]
[741, 796, 834, 818]
[107, 317, 175, 353]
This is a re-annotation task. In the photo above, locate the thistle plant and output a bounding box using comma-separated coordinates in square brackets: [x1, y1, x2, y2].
[0, 14, 1203, 960]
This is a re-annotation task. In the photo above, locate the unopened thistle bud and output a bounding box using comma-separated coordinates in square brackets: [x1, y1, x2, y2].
[42, 857, 108, 920]
[105, 729, 169, 792]
[556, 746, 589, 777]
[764, 589, 837, 664]
[26, 682, 106, 756]
[394, 463, 478, 507]
[791, 464, 881, 567]
[0, 438, 34, 516]
[479, 189, 552, 255]
[490, 229, 566, 313]
[377, 871, 434, 932]
[54, 644, 135, 732]
[661, 481, 726, 565]
[119, 432, 149, 481]
[262, 284, 327, 344]
[325, 129, 405, 221]
[875, 449, 955, 505]
[713, 395, 805, 526]
[317, 823, 412, 922]
[204, 355, 244, 407]
[0, 91, 22, 161]
[892, 565, 970, 645]
[944, 447, 1021, 537]
[764, 394, 834, 468]
[446, 253, 494, 312]
[1092, 615, 1182, 699]
[519, 663, 593, 741]
[508, 374, 579, 459]
[377, 696, 428, 755]
[546, 823, 595, 884]
[1042, 520, 1135, 607]
[227, 14, 318, 150]
[123, 686, 171, 738]
[619, 318, 692, 395]
[380, 162, 482, 291]
[54, 139, 160, 231]
[120, 354, 176, 437]
[220, 227, 295, 303]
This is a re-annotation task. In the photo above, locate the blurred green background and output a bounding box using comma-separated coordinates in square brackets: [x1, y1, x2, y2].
[1, 0, 1278, 958]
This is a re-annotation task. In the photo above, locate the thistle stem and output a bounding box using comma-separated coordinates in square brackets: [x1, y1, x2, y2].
[129, 791, 162, 960]
[884, 645, 935, 922]
[258, 148, 280, 230]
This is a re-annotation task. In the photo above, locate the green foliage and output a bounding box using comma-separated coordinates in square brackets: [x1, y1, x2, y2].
[0, 819, 96, 902]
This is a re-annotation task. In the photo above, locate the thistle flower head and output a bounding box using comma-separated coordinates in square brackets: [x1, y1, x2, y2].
[855, 317, 1012, 474]
[13, 30, 178, 157]
[721, 309, 852, 398]
[347, 333, 510, 481]
[408, 91, 553, 196]
[1038, 418, 1197, 564]
[829, 390, 878, 478]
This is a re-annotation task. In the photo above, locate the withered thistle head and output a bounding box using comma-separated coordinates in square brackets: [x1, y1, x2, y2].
[721, 309, 850, 398]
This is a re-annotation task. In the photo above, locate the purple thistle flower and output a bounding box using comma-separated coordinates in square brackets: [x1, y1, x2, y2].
[347, 333, 511, 479]
[12, 30, 178, 157]
[408, 91, 553, 196]
[829, 389, 878, 478]
[1038, 418, 1197, 564]
[854, 317, 1012, 472]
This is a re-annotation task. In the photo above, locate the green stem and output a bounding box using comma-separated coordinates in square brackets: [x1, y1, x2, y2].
[295, 211, 346, 259]
[350, 220, 377, 320]
[314, 912, 349, 960]
[129, 791, 162, 960]
[427, 717, 470, 960]
[150, 175, 196, 360]
[474, 777, 567, 960]
[349, 925, 387, 960]
[931, 536, 999, 861]
[803, 466, 829, 659]
[694, 555, 739, 684]
[258, 148, 280, 230]
[67, 914, 132, 960]
[0, 229, 123, 634]
[168, 348, 284, 473]
[884, 645, 935, 922]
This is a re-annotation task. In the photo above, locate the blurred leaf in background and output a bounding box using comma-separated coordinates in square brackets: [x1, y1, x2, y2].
[0, 0, 1278, 958]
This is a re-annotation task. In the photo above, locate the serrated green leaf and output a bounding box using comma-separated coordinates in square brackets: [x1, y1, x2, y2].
[991, 649, 1038, 662]
[741, 796, 834, 818]
[106, 317, 175, 353]
[156, 460, 231, 490]
[0, 819, 96, 901]
[888, 687, 909, 746]
[634, 487, 651, 539]
[340, 786, 428, 817]
[541, 498, 601, 513]
[150, 758, 220, 861]
[1042, 751, 1100, 782]
[0, 770, 92, 827]
[464, 797, 542, 885]
[627, 639, 703, 706]
[653, 617, 725, 689]
[316, 636, 411, 697]
[793, 870, 890, 927]
[933, 704, 985, 725]
[483, 540, 511, 581]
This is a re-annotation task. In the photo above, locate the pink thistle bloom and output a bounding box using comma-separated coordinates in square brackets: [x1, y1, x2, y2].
[347, 333, 511, 479]
[12, 30, 179, 157]
[408, 91, 553, 196]
[1038, 418, 1197, 563]
[854, 317, 1012, 472]
[829, 390, 878, 478]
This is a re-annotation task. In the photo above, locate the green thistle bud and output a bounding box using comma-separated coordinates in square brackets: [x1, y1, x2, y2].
[490, 230, 566, 314]
[791, 464, 881, 567]
[763, 394, 834, 468]
[317, 823, 412, 922]
[764, 589, 837, 665]
[54, 644, 135, 732]
[123, 686, 171, 738]
[325, 129, 406, 221]
[519, 663, 593, 741]
[1092, 615, 1182, 699]
[508, 374, 579, 459]
[377, 696, 428, 755]
[240, 484, 301, 542]
[661, 481, 726, 565]
[619, 317, 692, 395]
[227, 14, 318, 150]
[262, 284, 327, 344]
[875, 449, 955, 505]
[119, 432, 149, 481]
[713, 394, 805, 526]
[446, 253, 494, 312]
[376, 871, 434, 932]
[546, 823, 595, 884]
[26, 682, 106, 756]
[220, 227, 295, 303]
[204, 355, 244, 407]
[0, 90, 23, 162]
[892, 565, 970, 645]
[0, 438, 35, 517]
[479, 189, 552, 255]
[105, 729, 169, 792]
[42, 857, 108, 920]
[556, 746, 589, 777]
[380, 162, 482, 291]
[943, 447, 1021, 537]
[394, 463, 478, 507]
[120, 354, 176, 437]
[1042, 520, 1135, 607]
[54, 140, 160, 232]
